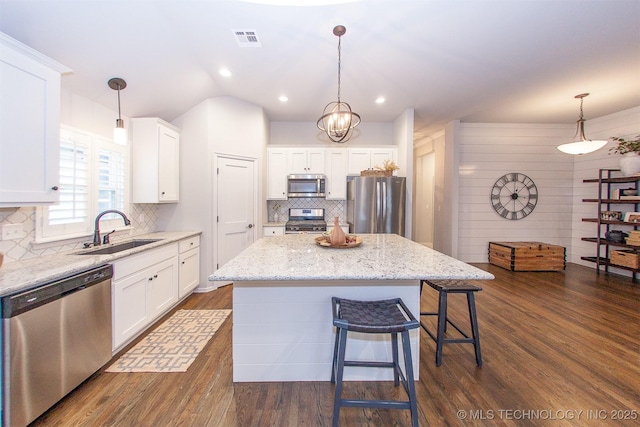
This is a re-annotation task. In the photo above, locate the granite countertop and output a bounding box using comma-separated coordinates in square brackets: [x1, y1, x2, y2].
[210, 233, 494, 282]
[0, 231, 201, 297]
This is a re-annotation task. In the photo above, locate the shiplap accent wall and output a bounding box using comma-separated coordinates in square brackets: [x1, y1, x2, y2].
[456, 123, 575, 262]
[571, 107, 640, 277]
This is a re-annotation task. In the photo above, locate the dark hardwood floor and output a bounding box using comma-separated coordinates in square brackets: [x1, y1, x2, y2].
[31, 263, 640, 426]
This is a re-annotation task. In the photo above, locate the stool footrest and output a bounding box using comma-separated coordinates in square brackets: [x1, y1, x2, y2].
[339, 399, 413, 410]
[344, 360, 395, 369]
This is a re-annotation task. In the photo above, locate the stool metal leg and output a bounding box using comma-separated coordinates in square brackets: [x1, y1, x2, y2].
[435, 290, 448, 366]
[401, 330, 419, 427]
[331, 327, 340, 383]
[332, 328, 348, 427]
[467, 291, 482, 367]
[391, 332, 400, 386]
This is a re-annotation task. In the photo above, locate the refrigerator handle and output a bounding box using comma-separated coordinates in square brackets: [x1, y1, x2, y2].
[381, 180, 387, 228]
[376, 180, 381, 232]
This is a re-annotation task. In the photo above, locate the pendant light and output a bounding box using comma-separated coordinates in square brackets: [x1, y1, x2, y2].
[557, 93, 607, 155]
[317, 25, 361, 144]
[108, 77, 128, 146]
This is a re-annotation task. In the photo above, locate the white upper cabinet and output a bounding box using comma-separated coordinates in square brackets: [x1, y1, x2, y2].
[0, 32, 71, 206]
[347, 147, 397, 175]
[288, 148, 325, 174]
[131, 118, 180, 203]
[325, 149, 348, 200]
[267, 147, 287, 200]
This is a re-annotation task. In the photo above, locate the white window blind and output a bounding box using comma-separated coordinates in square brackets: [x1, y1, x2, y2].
[36, 126, 130, 242]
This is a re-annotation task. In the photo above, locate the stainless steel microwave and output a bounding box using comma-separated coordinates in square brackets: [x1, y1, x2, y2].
[287, 174, 326, 198]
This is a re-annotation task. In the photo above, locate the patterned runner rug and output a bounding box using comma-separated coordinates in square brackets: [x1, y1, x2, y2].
[106, 309, 231, 373]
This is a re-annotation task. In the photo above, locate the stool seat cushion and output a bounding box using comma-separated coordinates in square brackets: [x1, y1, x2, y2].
[423, 279, 482, 292]
[333, 298, 419, 333]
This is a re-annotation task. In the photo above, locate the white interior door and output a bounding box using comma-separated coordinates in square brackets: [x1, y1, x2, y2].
[216, 156, 256, 270]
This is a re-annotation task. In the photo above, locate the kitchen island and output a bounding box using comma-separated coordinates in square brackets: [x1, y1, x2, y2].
[210, 233, 493, 382]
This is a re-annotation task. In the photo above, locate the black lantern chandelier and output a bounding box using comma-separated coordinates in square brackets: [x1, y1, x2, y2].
[317, 25, 361, 144]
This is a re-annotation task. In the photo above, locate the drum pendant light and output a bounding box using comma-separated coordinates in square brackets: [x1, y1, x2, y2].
[557, 93, 607, 155]
[317, 25, 361, 143]
[108, 78, 128, 146]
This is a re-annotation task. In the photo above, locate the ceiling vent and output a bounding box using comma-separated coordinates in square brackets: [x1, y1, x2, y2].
[233, 29, 262, 47]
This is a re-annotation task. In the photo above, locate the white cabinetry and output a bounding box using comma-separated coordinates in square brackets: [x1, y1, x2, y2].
[131, 118, 180, 203]
[347, 147, 397, 175]
[112, 243, 178, 351]
[267, 147, 288, 200]
[0, 32, 71, 206]
[288, 148, 325, 174]
[178, 235, 200, 298]
[325, 149, 348, 200]
[263, 225, 285, 236]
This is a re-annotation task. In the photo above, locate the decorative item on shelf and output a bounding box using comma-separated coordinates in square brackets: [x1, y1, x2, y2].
[605, 230, 628, 243]
[626, 231, 640, 246]
[556, 93, 607, 155]
[108, 77, 128, 146]
[316, 25, 361, 144]
[623, 212, 640, 223]
[601, 211, 622, 221]
[609, 135, 640, 176]
[360, 159, 400, 177]
[330, 216, 346, 246]
[610, 249, 640, 269]
[272, 203, 281, 222]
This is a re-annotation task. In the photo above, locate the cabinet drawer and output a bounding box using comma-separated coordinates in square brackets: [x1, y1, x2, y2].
[112, 243, 178, 280]
[263, 226, 284, 237]
[179, 235, 200, 253]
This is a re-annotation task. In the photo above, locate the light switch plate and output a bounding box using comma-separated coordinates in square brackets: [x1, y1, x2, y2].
[1, 223, 23, 240]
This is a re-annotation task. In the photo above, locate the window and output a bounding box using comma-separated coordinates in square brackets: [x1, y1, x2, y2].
[36, 126, 130, 242]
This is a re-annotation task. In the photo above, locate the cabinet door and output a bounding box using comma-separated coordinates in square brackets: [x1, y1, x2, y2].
[326, 150, 347, 200]
[0, 36, 67, 205]
[347, 149, 372, 174]
[307, 149, 326, 174]
[288, 148, 309, 174]
[179, 246, 200, 298]
[113, 270, 150, 350]
[267, 148, 287, 200]
[147, 257, 179, 320]
[158, 126, 179, 202]
[370, 148, 397, 170]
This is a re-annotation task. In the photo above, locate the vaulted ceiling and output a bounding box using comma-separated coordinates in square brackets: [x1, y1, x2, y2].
[1, 0, 638, 139]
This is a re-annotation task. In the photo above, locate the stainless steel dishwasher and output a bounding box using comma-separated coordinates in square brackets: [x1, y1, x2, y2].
[2, 264, 113, 427]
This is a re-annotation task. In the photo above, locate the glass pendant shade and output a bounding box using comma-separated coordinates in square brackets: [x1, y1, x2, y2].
[113, 119, 127, 146]
[557, 93, 606, 155]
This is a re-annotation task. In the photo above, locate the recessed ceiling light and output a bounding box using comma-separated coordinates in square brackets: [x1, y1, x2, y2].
[279, 95, 289, 102]
[219, 68, 232, 77]
[375, 96, 385, 104]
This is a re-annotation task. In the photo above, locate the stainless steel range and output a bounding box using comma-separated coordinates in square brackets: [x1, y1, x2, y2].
[285, 208, 327, 234]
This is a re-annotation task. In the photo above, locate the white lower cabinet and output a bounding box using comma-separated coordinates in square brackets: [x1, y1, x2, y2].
[111, 243, 178, 352]
[111, 235, 201, 352]
[178, 235, 200, 298]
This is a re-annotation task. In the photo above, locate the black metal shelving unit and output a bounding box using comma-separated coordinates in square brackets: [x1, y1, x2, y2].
[582, 168, 640, 282]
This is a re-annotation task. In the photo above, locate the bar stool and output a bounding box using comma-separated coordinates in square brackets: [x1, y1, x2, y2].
[331, 297, 419, 427]
[420, 279, 483, 367]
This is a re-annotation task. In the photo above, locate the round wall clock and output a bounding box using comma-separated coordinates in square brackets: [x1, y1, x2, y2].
[490, 173, 538, 220]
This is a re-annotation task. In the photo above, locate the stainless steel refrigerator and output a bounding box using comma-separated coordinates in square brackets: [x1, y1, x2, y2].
[347, 176, 406, 234]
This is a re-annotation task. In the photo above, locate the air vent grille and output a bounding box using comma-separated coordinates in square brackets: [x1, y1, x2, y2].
[233, 29, 262, 47]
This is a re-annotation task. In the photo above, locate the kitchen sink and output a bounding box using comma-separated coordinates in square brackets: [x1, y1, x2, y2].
[76, 239, 161, 255]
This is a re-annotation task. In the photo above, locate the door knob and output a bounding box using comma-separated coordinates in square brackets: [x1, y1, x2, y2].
[247, 224, 254, 229]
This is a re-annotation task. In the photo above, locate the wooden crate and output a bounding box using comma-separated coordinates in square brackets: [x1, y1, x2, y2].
[489, 241, 566, 271]
[610, 250, 640, 269]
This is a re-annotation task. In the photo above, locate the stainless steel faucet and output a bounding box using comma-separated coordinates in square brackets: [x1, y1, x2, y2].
[93, 210, 131, 245]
